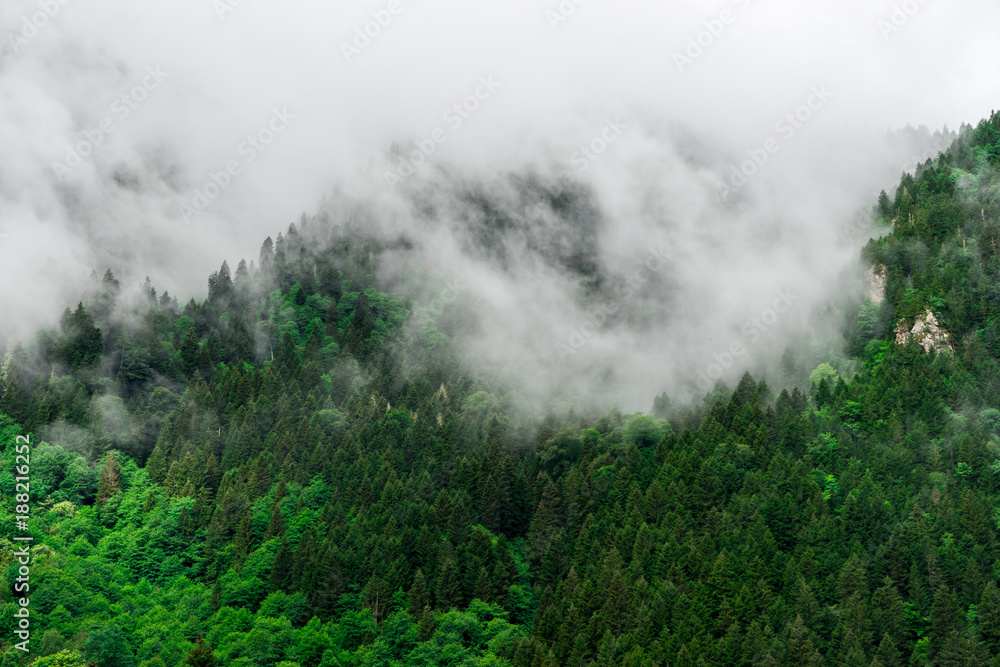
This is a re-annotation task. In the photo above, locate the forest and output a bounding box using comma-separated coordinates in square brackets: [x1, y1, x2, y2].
[1, 110, 1000, 666]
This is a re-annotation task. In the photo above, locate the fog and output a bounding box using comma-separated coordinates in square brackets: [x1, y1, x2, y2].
[1, 0, 998, 410]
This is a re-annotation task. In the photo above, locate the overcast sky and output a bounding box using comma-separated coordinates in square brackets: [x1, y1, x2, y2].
[1, 0, 998, 407]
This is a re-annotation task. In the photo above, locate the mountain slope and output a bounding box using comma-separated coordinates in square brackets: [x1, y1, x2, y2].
[2, 111, 1000, 666]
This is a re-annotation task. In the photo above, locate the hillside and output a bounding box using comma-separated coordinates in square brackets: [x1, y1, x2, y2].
[2, 110, 1000, 666]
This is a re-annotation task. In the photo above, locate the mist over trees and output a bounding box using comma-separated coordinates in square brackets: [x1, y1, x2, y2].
[0, 111, 999, 665]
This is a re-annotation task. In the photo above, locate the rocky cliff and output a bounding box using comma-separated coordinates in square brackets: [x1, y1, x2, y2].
[864, 264, 887, 303]
[894, 309, 954, 353]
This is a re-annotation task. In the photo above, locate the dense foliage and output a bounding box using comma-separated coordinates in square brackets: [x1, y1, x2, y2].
[2, 111, 1000, 666]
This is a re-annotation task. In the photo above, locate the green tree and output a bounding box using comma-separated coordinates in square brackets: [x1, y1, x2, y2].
[86, 626, 136, 667]
[29, 651, 88, 667]
[784, 616, 821, 666]
[183, 635, 217, 667]
[96, 451, 122, 507]
[61, 302, 104, 367]
[409, 569, 431, 616]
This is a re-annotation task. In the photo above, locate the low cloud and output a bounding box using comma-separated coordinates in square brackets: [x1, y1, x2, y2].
[1, 0, 997, 410]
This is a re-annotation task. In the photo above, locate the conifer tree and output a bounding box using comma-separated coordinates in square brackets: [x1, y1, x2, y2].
[183, 635, 216, 667]
[408, 569, 431, 616]
[96, 451, 122, 507]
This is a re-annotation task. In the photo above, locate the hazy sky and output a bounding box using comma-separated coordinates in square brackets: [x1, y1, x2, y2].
[1, 0, 997, 408]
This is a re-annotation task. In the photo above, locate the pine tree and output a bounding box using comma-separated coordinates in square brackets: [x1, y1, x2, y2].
[96, 451, 122, 507]
[602, 568, 630, 636]
[785, 616, 821, 666]
[259, 236, 275, 273]
[527, 480, 561, 562]
[183, 635, 217, 667]
[309, 538, 343, 616]
[708, 550, 736, 603]
[480, 473, 507, 534]
[473, 566, 493, 603]
[872, 577, 905, 645]
[232, 512, 253, 566]
[363, 573, 390, 625]
[265, 500, 286, 539]
[142, 491, 157, 514]
[62, 303, 104, 367]
[979, 581, 1000, 653]
[959, 627, 988, 665]
[936, 630, 962, 666]
[101, 268, 121, 294]
[838, 631, 868, 667]
[873, 633, 902, 667]
[408, 569, 431, 615]
[877, 190, 892, 217]
[290, 528, 317, 590]
[270, 539, 293, 592]
[931, 585, 959, 653]
[417, 605, 436, 642]
[436, 558, 462, 610]
[234, 259, 248, 283]
[815, 378, 831, 409]
[180, 328, 200, 375]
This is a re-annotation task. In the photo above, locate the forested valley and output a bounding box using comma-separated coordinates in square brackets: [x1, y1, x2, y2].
[2, 111, 1000, 666]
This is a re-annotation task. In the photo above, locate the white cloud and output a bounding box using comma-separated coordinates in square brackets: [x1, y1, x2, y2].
[0, 0, 997, 407]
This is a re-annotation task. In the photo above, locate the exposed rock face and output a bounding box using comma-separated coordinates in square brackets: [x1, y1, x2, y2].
[864, 264, 887, 303]
[894, 309, 954, 353]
